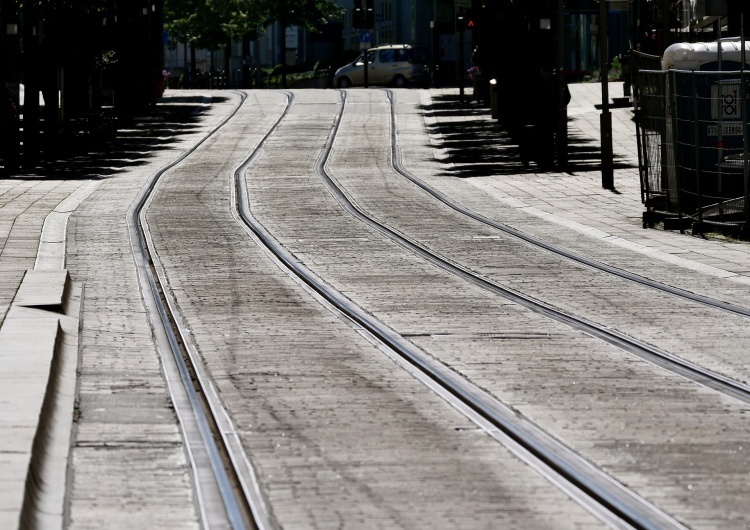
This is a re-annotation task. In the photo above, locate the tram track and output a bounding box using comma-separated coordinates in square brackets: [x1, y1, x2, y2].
[369, 88, 750, 405]
[304, 89, 750, 408]
[129, 91, 276, 530]
[126, 88, 748, 528]
[139, 90, 619, 528]
[230, 90, 688, 529]
[383, 90, 750, 320]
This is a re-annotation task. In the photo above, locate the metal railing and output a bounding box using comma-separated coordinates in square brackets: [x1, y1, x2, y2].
[635, 66, 750, 235]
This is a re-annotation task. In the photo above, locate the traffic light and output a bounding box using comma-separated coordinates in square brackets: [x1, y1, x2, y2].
[365, 0, 374, 28]
[353, 0, 365, 29]
[353, 0, 374, 29]
[456, 9, 476, 31]
[465, 9, 476, 30]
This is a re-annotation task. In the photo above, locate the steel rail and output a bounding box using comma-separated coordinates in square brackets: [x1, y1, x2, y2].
[384, 90, 750, 320]
[129, 91, 275, 530]
[314, 90, 750, 409]
[232, 89, 685, 530]
[375, 90, 750, 405]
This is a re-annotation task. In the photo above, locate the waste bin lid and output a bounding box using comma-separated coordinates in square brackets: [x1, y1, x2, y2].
[663, 41, 750, 70]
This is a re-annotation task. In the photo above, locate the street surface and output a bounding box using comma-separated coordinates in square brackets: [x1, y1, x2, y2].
[2, 84, 750, 529]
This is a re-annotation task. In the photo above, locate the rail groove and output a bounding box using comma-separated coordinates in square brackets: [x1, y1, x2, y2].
[379, 90, 750, 406]
[129, 91, 275, 530]
[231, 89, 686, 530]
[384, 89, 750, 320]
[126, 88, 746, 529]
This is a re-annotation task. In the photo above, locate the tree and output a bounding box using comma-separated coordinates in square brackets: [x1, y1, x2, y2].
[167, 0, 342, 88]
[165, 0, 229, 50]
[10, 0, 120, 163]
[207, 0, 264, 38]
[257, 0, 343, 87]
[166, 0, 264, 87]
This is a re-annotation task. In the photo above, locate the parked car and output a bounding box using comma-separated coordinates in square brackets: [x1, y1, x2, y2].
[333, 45, 429, 88]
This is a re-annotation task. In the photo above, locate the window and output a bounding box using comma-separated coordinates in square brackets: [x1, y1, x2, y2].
[355, 51, 376, 66]
[379, 50, 395, 63]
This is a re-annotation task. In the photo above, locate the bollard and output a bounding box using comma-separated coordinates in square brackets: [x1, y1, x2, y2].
[490, 79, 499, 119]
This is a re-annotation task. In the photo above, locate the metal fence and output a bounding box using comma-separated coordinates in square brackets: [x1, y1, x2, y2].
[634, 66, 750, 235]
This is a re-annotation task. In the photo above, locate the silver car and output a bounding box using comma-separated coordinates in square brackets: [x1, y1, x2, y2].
[334, 45, 429, 88]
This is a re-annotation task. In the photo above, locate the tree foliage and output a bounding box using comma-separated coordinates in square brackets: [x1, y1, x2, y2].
[252, 0, 343, 32]
[164, 0, 343, 47]
[165, 0, 229, 49]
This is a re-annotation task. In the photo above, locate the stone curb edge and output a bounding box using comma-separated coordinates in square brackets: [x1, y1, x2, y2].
[0, 270, 81, 530]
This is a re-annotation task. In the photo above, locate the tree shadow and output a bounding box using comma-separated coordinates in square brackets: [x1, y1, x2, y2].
[421, 93, 637, 178]
[5, 95, 226, 181]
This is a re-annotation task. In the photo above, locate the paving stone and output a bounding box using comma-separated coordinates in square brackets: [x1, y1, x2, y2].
[145, 89, 603, 528]
[3, 84, 750, 528]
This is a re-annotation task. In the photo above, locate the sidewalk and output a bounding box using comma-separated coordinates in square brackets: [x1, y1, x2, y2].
[0, 175, 90, 529]
[426, 82, 750, 286]
[0, 94, 209, 529]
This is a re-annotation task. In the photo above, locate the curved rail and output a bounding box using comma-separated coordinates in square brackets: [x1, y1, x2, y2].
[384, 90, 750, 319]
[128, 88, 750, 529]
[372, 90, 750, 405]
[231, 89, 686, 530]
[128, 91, 277, 530]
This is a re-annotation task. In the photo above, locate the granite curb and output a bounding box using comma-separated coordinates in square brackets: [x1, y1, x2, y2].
[0, 270, 80, 529]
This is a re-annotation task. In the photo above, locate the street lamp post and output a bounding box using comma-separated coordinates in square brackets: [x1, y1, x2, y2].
[557, 0, 568, 170]
[599, 0, 614, 189]
[456, 10, 465, 103]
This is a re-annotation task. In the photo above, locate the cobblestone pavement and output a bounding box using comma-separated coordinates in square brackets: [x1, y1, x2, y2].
[1, 83, 749, 528]
[146, 89, 604, 528]
[430, 83, 750, 288]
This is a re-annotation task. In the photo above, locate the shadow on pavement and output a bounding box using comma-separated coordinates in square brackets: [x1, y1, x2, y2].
[422, 93, 637, 178]
[4, 95, 224, 181]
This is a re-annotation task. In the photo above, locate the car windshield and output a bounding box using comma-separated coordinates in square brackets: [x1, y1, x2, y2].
[354, 51, 375, 66]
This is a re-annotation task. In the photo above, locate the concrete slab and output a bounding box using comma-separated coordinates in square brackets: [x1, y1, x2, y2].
[0, 269, 80, 530]
[12, 270, 70, 313]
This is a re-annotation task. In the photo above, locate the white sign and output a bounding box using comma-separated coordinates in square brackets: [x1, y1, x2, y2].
[454, 0, 470, 8]
[708, 123, 744, 136]
[360, 31, 372, 50]
[285, 26, 298, 49]
[711, 82, 742, 119]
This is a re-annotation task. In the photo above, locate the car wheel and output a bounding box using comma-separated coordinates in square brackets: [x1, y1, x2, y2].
[337, 77, 352, 88]
[392, 75, 407, 88]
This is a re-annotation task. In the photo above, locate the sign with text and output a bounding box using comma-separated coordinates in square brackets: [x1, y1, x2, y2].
[360, 31, 372, 50]
[285, 26, 298, 49]
[707, 122, 743, 136]
[711, 82, 741, 119]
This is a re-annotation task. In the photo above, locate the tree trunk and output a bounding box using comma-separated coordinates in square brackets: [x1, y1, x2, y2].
[224, 37, 231, 88]
[190, 44, 196, 88]
[279, 22, 287, 89]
